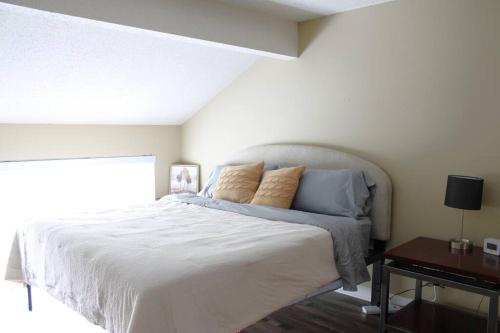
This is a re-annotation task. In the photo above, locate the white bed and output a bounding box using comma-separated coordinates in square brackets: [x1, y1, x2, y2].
[5, 144, 392, 333]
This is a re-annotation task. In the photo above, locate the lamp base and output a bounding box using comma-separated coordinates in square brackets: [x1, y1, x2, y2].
[449, 238, 473, 252]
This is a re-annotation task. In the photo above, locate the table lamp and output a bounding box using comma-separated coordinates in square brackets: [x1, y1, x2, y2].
[444, 175, 483, 251]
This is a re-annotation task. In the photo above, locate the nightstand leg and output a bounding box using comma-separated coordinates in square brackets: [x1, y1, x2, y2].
[487, 295, 498, 333]
[379, 266, 390, 333]
[415, 279, 422, 300]
[371, 259, 383, 306]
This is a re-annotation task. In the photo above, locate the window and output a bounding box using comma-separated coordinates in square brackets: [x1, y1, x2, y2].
[0, 155, 156, 275]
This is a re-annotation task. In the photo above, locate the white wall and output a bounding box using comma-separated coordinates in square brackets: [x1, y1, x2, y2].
[182, 0, 500, 311]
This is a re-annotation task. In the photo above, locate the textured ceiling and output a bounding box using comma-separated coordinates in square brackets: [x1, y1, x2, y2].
[219, 0, 394, 22]
[0, 3, 258, 125]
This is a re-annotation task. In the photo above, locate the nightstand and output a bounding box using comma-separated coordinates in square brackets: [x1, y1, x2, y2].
[380, 237, 500, 333]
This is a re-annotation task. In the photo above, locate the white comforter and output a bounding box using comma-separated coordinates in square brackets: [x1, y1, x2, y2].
[5, 199, 339, 333]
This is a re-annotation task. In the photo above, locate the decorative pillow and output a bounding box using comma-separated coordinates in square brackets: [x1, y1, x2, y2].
[292, 169, 375, 218]
[212, 162, 264, 203]
[251, 166, 305, 209]
[198, 164, 278, 198]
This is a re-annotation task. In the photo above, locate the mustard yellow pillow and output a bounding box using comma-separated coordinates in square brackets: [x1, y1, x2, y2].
[251, 166, 305, 209]
[213, 162, 264, 203]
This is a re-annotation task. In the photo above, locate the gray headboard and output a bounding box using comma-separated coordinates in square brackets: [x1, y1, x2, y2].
[222, 144, 392, 241]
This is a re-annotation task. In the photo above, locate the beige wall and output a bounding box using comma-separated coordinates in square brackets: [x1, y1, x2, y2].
[0, 124, 181, 198]
[182, 0, 500, 310]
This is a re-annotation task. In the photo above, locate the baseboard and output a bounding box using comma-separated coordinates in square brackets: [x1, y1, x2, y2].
[335, 286, 412, 308]
[335, 285, 372, 302]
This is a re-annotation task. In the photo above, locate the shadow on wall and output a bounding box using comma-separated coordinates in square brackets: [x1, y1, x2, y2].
[482, 173, 500, 208]
[298, 16, 334, 56]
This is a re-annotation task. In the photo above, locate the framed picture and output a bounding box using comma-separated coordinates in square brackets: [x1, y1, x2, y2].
[170, 164, 199, 194]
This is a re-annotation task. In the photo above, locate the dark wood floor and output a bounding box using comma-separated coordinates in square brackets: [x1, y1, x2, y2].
[242, 292, 379, 333]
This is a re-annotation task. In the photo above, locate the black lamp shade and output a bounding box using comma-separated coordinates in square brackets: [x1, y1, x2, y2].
[444, 175, 483, 210]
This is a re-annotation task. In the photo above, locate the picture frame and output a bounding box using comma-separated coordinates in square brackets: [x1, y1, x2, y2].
[170, 164, 199, 194]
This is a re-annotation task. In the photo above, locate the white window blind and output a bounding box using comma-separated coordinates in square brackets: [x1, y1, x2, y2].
[0, 155, 156, 276]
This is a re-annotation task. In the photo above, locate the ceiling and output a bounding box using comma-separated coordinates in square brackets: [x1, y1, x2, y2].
[0, 0, 394, 125]
[218, 0, 394, 22]
[0, 3, 258, 125]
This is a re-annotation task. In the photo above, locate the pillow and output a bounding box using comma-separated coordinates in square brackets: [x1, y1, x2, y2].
[292, 169, 375, 218]
[251, 166, 305, 209]
[198, 163, 278, 198]
[212, 162, 264, 203]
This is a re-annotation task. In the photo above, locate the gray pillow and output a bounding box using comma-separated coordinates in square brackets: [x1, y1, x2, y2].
[291, 169, 375, 218]
[198, 163, 278, 198]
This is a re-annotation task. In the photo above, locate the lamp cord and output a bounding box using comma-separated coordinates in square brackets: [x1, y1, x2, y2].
[389, 282, 433, 302]
[476, 296, 485, 314]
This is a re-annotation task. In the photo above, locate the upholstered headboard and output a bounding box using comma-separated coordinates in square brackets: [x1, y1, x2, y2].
[222, 144, 392, 241]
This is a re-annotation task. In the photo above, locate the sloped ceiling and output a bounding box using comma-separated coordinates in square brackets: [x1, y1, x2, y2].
[219, 0, 394, 22]
[0, 0, 394, 125]
[0, 3, 258, 125]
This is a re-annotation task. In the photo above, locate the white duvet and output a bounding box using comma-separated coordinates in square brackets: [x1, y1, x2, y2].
[5, 199, 339, 333]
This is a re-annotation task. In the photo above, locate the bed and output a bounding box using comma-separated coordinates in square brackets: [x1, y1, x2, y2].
[4, 144, 392, 333]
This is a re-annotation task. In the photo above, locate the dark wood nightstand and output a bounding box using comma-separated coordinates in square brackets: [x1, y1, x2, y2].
[380, 237, 500, 333]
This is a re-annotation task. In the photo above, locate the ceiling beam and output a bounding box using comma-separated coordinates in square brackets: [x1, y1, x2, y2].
[2, 0, 298, 59]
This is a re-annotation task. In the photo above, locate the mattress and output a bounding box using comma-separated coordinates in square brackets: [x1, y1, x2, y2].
[5, 197, 351, 333]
